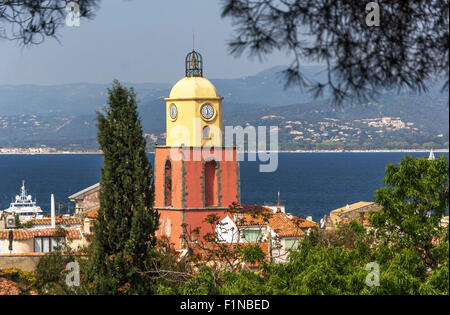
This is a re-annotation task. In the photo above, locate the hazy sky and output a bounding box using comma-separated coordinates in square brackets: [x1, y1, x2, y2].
[0, 0, 292, 85]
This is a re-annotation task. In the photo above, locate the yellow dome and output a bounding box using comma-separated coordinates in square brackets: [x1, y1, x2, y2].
[169, 76, 219, 99]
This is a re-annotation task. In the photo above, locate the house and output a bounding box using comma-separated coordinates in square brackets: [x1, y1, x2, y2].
[0, 227, 89, 254]
[68, 183, 100, 216]
[322, 201, 381, 229]
[215, 204, 318, 263]
[0, 211, 91, 255]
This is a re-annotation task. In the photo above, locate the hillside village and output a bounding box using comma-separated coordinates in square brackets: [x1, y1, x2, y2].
[0, 67, 448, 152]
[2, 191, 448, 278]
[0, 192, 384, 269]
[1, 113, 447, 153]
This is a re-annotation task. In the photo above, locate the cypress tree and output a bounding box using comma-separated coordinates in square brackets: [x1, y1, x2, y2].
[88, 80, 159, 294]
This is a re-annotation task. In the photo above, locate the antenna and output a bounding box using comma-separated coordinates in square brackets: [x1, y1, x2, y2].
[192, 30, 195, 51]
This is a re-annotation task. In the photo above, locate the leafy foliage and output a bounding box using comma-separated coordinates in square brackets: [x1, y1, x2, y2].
[371, 156, 449, 268]
[0, 268, 37, 294]
[0, 0, 99, 45]
[221, 0, 449, 105]
[177, 156, 449, 295]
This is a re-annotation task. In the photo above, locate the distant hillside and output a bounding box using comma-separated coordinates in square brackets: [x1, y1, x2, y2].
[0, 82, 171, 116]
[223, 93, 449, 151]
[0, 66, 448, 151]
[0, 66, 328, 116]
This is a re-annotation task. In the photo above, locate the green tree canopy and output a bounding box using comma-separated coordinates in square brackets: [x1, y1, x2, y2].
[371, 156, 449, 269]
[88, 80, 159, 294]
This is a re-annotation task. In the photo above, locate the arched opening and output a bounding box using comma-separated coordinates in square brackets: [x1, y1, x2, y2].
[204, 160, 218, 207]
[164, 160, 172, 207]
[203, 126, 210, 139]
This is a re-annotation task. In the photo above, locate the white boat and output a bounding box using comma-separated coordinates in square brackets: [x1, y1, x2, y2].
[428, 149, 435, 161]
[3, 181, 43, 221]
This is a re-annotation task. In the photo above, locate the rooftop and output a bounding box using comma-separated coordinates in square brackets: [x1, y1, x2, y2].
[230, 205, 317, 237]
[0, 228, 82, 241]
[30, 217, 82, 226]
[168, 76, 220, 99]
[68, 183, 100, 200]
[330, 201, 375, 214]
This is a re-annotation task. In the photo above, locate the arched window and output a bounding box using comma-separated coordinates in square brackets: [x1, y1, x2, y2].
[203, 126, 210, 139]
[204, 160, 218, 207]
[164, 160, 172, 207]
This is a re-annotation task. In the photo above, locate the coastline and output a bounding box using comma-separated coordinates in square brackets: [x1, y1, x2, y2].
[0, 149, 448, 155]
[0, 151, 102, 155]
[276, 149, 449, 153]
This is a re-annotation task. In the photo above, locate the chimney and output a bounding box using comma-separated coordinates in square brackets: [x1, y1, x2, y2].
[51, 194, 56, 228]
[306, 216, 313, 222]
[84, 218, 91, 234]
[0, 214, 5, 229]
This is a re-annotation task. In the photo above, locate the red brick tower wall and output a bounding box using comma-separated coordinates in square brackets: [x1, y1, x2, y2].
[154, 146, 240, 249]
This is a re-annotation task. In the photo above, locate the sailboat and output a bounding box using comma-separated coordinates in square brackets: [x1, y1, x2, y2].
[428, 149, 435, 161]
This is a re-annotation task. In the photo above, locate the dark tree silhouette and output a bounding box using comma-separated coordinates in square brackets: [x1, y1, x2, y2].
[221, 0, 449, 105]
[0, 0, 100, 45]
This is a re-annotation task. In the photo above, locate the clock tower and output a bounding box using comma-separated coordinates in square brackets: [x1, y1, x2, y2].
[154, 50, 241, 250]
[165, 51, 223, 148]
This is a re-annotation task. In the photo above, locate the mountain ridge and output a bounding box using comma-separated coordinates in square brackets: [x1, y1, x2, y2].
[0, 66, 448, 151]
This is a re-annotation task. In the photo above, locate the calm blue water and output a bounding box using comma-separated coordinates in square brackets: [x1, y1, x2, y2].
[0, 152, 447, 221]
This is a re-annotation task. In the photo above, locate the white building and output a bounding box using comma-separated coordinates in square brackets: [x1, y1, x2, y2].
[215, 205, 317, 263]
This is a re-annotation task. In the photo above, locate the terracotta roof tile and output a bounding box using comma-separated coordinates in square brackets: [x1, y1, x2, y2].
[86, 210, 99, 219]
[268, 214, 305, 237]
[0, 277, 20, 295]
[30, 217, 82, 226]
[330, 201, 375, 214]
[295, 218, 319, 229]
[0, 228, 82, 240]
[231, 209, 306, 237]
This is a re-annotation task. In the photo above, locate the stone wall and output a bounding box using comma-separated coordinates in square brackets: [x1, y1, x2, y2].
[0, 254, 43, 272]
[329, 203, 382, 227]
[73, 188, 100, 215]
[0, 239, 34, 254]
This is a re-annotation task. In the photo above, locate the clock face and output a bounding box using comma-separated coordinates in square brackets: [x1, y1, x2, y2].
[201, 104, 215, 120]
[169, 104, 178, 120]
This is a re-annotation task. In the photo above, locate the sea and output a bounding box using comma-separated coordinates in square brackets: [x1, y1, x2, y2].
[0, 152, 448, 221]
